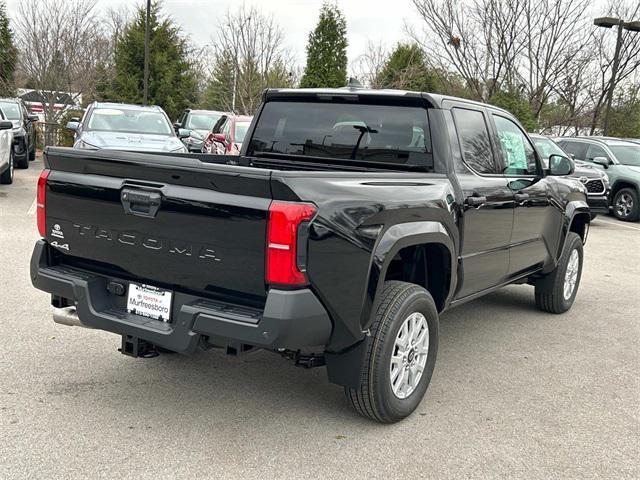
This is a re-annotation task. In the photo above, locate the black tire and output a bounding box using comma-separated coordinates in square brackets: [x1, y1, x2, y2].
[534, 232, 583, 314]
[15, 142, 29, 169]
[589, 213, 597, 221]
[345, 281, 439, 423]
[612, 188, 639, 222]
[0, 151, 14, 185]
[28, 141, 36, 161]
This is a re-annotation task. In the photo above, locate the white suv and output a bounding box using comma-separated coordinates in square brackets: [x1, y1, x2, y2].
[0, 107, 15, 185]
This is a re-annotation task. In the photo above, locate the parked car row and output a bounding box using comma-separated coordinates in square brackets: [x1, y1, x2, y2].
[554, 137, 640, 222]
[65, 103, 255, 160]
[530, 135, 610, 220]
[0, 97, 39, 184]
[58, 99, 640, 223]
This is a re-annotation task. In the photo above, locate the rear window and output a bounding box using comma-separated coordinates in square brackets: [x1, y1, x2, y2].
[235, 121, 250, 143]
[247, 101, 433, 170]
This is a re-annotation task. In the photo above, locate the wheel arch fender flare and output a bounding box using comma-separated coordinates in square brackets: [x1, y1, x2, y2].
[362, 221, 456, 330]
[557, 200, 590, 261]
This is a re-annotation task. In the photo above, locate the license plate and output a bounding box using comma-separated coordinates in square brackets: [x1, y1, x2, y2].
[127, 283, 173, 322]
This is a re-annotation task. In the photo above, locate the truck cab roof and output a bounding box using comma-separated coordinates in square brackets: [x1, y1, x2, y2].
[263, 88, 511, 115]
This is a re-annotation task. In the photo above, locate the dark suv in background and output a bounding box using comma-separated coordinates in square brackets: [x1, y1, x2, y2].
[531, 135, 610, 219]
[0, 98, 38, 169]
[174, 109, 226, 152]
[556, 137, 640, 222]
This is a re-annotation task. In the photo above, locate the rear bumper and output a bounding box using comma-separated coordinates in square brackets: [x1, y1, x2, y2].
[30, 240, 332, 353]
[587, 193, 610, 214]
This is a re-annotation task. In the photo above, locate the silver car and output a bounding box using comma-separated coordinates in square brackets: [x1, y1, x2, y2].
[67, 102, 188, 153]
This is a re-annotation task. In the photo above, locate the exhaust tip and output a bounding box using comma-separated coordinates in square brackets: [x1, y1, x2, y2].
[52, 306, 91, 328]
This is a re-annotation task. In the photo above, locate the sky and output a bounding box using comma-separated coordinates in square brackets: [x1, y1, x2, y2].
[5, 0, 420, 71]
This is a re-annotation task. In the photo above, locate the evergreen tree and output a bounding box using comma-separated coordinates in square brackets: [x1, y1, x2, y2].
[107, 1, 197, 120]
[608, 90, 640, 138]
[200, 52, 235, 111]
[490, 88, 538, 131]
[375, 43, 439, 92]
[300, 2, 347, 88]
[0, 0, 17, 96]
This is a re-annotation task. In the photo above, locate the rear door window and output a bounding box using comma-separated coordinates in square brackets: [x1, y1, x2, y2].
[585, 144, 610, 162]
[452, 108, 497, 174]
[558, 141, 588, 161]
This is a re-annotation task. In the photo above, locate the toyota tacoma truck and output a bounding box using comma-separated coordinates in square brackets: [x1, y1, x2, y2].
[31, 88, 590, 423]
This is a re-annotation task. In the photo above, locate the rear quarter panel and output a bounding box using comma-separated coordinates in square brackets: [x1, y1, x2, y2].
[271, 171, 458, 351]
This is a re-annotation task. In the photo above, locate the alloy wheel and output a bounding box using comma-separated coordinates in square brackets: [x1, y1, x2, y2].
[563, 249, 580, 300]
[389, 312, 429, 399]
[615, 193, 634, 218]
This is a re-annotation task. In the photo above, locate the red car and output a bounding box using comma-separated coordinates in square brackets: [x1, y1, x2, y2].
[203, 114, 253, 155]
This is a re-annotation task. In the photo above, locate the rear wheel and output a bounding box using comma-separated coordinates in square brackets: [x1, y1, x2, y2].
[28, 140, 36, 161]
[345, 281, 439, 423]
[535, 232, 583, 314]
[0, 151, 14, 184]
[613, 188, 639, 222]
[589, 213, 597, 221]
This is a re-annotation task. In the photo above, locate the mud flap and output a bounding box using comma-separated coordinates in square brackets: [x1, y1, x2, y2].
[325, 337, 370, 388]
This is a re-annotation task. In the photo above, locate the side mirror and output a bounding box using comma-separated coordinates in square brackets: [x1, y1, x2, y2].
[548, 154, 574, 176]
[173, 122, 181, 131]
[66, 121, 79, 131]
[212, 133, 227, 144]
[177, 128, 191, 139]
[27, 114, 39, 122]
[0, 120, 12, 130]
[592, 157, 611, 169]
[70, 117, 80, 122]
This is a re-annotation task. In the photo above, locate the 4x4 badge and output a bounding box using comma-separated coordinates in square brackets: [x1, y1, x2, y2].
[50, 241, 69, 251]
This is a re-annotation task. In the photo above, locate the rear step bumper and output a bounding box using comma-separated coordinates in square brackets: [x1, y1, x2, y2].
[30, 240, 332, 353]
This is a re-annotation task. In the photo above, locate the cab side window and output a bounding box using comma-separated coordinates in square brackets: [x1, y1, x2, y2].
[585, 144, 610, 162]
[492, 115, 538, 176]
[558, 141, 588, 161]
[452, 108, 498, 174]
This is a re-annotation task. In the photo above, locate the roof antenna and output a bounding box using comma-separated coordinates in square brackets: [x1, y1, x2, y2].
[346, 77, 363, 89]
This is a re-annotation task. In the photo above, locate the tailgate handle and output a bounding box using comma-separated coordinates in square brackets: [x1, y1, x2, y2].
[121, 189, 162, 218]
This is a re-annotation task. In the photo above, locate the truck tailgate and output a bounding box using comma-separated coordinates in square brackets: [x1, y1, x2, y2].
[43, 148, 272, 303]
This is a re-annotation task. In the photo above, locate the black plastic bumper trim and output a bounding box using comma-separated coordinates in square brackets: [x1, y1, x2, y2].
[30, 240, 332, 353]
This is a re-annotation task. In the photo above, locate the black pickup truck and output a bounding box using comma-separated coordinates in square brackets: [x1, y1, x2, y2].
[31, 88, 590, 423]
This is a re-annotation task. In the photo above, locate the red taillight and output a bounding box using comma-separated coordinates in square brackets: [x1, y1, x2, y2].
[37, 169, 50, 237]
[266, 201, 317, 286]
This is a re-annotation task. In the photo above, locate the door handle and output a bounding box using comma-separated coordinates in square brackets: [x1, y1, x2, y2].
[121, 188, 162, 218]
[514, 193, 530, 202]
[465, 195, 487, 207]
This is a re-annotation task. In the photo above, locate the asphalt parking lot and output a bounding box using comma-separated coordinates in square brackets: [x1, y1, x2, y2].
[1, 156, 639, 479]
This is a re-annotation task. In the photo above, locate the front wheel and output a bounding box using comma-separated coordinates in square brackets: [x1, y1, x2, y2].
[613, 188, 639, 222]
[345, 281, 439, 423]
[535, 232, 583, 314]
